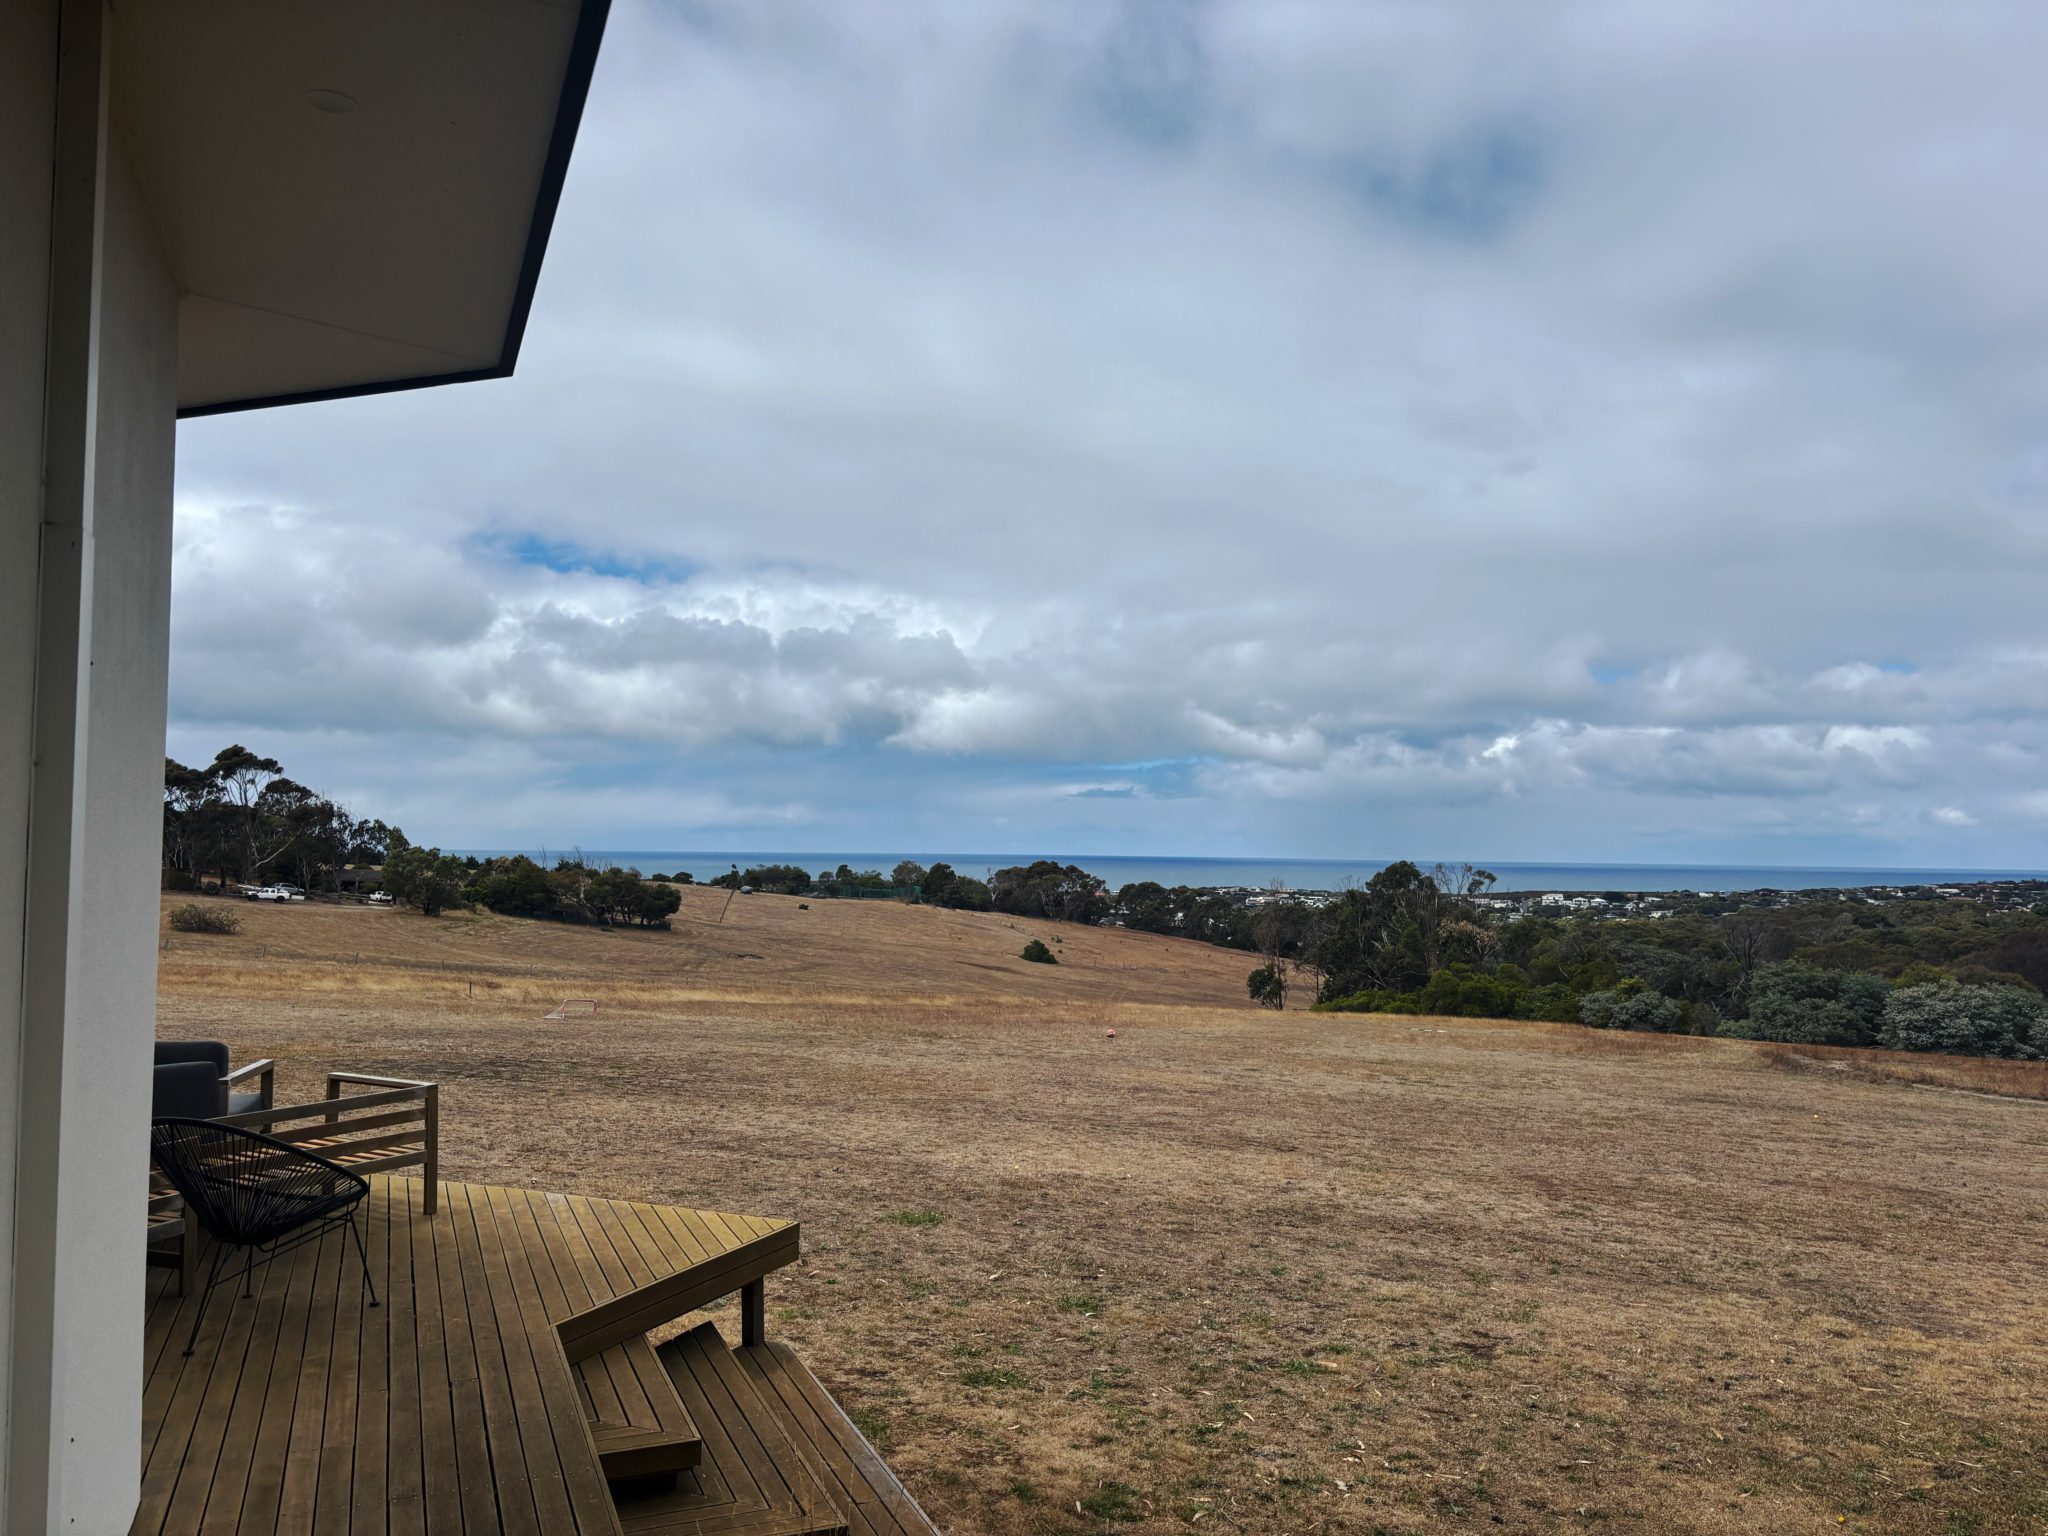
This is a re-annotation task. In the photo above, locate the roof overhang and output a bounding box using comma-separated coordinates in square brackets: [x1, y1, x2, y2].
[108, 0, 609, 418]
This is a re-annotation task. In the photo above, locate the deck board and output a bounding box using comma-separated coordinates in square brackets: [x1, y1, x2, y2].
[734, 1344, 941, 1536]
[135, 1176, 796, 1536]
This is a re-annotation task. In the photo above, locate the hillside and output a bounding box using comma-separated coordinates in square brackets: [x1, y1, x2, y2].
[159, 884, 1268, 1011]
[155, 891, 2048, 1535]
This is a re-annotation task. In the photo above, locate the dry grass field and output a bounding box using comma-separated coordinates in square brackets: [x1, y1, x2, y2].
[158, 891, 2048, 1535]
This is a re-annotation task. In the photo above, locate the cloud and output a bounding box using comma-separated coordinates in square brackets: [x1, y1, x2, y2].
[165, 0, 2048, 864]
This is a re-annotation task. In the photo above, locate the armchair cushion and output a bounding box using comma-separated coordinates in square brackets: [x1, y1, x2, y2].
[153, 1061, 226, 1119]
[155, 1041, 231, 1074]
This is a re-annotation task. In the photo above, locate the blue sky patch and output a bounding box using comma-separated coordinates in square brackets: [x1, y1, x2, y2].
[472, 531, 701, 586]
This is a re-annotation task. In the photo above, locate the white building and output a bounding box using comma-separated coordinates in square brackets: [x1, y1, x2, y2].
[2, 2, 607, 1525]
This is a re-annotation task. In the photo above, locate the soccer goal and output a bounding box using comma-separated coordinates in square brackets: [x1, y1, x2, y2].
[543, 998, 598, 1021]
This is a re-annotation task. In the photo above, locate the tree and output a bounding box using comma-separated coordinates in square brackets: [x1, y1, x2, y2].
[739, 863, 812, 895]
[1430, 862, 1499, 901]
[1247, 961, 1286, 1008]
[1882, 982, 2044, 1058]
[1307, 861, 1447, 999]
[919, 862, 993, 911]
[162, 757, 215, 885]
[382, 845, 467, 916]
[989, 861, 1109, 924]
[1717, 910, 1793, 1015]
[1021, 939, 1057, 964]
[892, 860, 927, 888]
[206, 744, 287, 883]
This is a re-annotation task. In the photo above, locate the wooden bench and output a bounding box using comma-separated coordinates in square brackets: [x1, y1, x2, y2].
[147, 1070, 439, 1292]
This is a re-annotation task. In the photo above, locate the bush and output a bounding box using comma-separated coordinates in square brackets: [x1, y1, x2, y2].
[1021, 939, 1057, 964]
[1315, 970, 1585, 1022]
[168, 902, 240, 935]
[1409, 963, 1525, 1020]
[1579, 989, 1615, 1027]
[1882, 981, 2045, 1058]
[1312, 988, 1410, 1015]
[1725, 963, 1889, 1045]
[1247, 961, 1286, 1008]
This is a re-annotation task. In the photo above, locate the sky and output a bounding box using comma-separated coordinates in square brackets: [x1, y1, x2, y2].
[168, 0, 2048, 868]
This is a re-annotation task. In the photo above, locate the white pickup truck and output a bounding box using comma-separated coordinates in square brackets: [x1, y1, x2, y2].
[241, 884, 306, 902]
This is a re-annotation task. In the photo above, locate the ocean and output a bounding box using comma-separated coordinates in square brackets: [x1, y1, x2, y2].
[450, 850, 2048, 895]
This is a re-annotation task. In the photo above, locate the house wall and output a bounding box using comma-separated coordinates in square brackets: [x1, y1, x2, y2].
[4, 2, 179, 1527]
[0, 2, 60, 1519]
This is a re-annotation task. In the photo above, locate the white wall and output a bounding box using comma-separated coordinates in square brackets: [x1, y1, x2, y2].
[5, 2, 179, 1527]
[0, 1, 60, 1519]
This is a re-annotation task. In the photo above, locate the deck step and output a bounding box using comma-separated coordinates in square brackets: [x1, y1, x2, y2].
[579, 1333, 704, 1480]
[613, 1323, 846, 1535]
[736, 1341, 941, 1536]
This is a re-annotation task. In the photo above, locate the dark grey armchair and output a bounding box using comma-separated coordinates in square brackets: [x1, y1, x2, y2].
[152, 1041, 274, 1119]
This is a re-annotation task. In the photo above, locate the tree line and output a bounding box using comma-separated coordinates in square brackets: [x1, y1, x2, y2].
[1266, 860, 2047, 1061]
[704, 857, 1115, 918]
[162, 748, 679, 930]
[887, 851, 2048, 1062]
[163, 745, 404, 893]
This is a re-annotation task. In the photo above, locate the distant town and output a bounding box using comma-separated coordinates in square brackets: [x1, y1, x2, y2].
[1149, 876, 2048, 923]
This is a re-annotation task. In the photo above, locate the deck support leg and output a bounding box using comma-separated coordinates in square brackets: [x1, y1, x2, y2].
[422, 1082, 439, 1215]
[740, 1279, 765, 1347]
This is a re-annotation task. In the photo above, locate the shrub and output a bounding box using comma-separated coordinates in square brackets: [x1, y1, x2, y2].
[1579, 987, 1625, 1028]
[1247, 961, 1286, 1008]
[1409, 963, 1524, 1020]
[1725, 963, 1889, 1046]
[1612, 990, 1685, 1032]
[168, 902, 240, 935]
[1882, 981, 2045, 1058]
[1021, 939, 1057, 965]
[1312, 988, 1409, 1014]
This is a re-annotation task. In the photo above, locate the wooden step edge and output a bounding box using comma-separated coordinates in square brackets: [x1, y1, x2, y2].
[590, 1420, 703, 1480]
[557, 1223, 800, 1363]
[582, 1332, 705, 1479]
[626, 1322, 847, 1536]
[735, 1342, 941, 1536]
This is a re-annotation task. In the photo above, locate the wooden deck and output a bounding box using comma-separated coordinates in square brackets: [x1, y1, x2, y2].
[133, 1174, 934, 1536]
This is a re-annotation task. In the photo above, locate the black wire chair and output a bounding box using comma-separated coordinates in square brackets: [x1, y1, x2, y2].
[149, 1117, 380, 1356]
